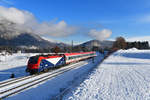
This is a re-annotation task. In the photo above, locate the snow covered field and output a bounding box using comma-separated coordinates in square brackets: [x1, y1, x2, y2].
[0, 52, 104, 100]
[63, 48, 150, 100]
[2, 48, 150, 100]
[0, 53, 39, 81]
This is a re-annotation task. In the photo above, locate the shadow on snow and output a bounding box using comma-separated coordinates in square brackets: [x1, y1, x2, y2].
[0, 66, 28, 81]
[103, 62, 150, 66]
[114, 52, 150, 59]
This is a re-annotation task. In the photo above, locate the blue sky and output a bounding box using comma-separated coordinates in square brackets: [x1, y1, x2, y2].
[1, 0, 150, 44]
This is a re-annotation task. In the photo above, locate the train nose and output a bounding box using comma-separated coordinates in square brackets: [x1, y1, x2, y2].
[27, 64, 38, 69]
[27, 64, 39, 74]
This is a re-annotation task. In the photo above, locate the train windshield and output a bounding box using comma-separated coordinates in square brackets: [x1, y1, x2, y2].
[28, 56, 38, 64]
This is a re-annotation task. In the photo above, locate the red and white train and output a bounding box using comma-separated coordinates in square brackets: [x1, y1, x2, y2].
[26, 52, 96, 74]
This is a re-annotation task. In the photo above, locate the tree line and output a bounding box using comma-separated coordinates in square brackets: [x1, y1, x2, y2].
[0, 37, 149, 54]
[111, 37, 149, 52]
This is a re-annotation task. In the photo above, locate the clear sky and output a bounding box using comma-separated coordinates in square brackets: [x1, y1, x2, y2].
[0, 0, 150, 44]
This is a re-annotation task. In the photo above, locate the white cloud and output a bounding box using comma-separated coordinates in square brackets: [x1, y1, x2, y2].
[0, 6, 76, 37]
[88, 29, 112, 41]
[41, 36, 59, 43]
[35, 21, 76, 37]
[0, 6, 26, 24]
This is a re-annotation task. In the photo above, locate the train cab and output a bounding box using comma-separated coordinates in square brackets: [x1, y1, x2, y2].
[26, 56, 40, 74]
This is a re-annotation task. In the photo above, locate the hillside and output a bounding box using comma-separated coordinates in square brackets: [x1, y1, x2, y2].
[0, 33, 55, 48]
[79, 40, 114, 49]
[0, 19, 67, 49]
[0, 19, 113, 51]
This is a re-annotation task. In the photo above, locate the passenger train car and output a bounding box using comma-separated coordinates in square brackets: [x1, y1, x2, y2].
[26, 52, 96, 74]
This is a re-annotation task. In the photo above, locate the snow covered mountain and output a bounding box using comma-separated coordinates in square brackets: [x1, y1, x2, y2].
[80, 40, 114, 49]
[0, 19, 64, 49]
[0, 33, 56, 48]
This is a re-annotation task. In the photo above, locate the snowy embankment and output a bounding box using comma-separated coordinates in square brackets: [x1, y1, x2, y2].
[0, 53, 38, 81]
[4, 53, 104, 100]
[63, 48, 150, 100]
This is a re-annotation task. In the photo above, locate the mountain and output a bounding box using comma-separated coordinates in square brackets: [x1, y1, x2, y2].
[79, 40, 114, 49]
[0, 33, 56, 48]
[0, 19, 114, 51]
[0, 19, 62, 49]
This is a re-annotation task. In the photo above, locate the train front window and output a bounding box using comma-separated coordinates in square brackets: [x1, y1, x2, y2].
[28, 57, 38, 64]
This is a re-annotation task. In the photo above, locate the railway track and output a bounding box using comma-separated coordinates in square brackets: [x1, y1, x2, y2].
[0, 61, 87, 99]
[0, 75, 35, 88]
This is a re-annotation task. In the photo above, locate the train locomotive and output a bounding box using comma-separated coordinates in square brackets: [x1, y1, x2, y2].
[26, 52, 96, 74]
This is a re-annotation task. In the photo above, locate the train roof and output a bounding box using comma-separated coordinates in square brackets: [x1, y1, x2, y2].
[64, 51, 95, 56]
[29, 52, 95, 58]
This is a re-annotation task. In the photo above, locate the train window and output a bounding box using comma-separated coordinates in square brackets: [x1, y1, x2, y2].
[28, 57, 39, 64]
[69, 56, 73, 60]
[68, 53, 95, 60]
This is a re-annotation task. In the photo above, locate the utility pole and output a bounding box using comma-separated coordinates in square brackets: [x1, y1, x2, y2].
[71, 40, 73, 52]
[91, 40, 94, 51]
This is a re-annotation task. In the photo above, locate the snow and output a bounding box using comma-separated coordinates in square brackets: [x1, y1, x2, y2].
[63, 49, 150, 100]
[0, 52, 104, 100]
[0, 53, 40, 81]
[3, 49, 150, 100]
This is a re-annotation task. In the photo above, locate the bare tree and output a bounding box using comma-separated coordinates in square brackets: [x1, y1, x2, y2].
[51, 46, 61, 53]
[112, 37, 127, 50]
